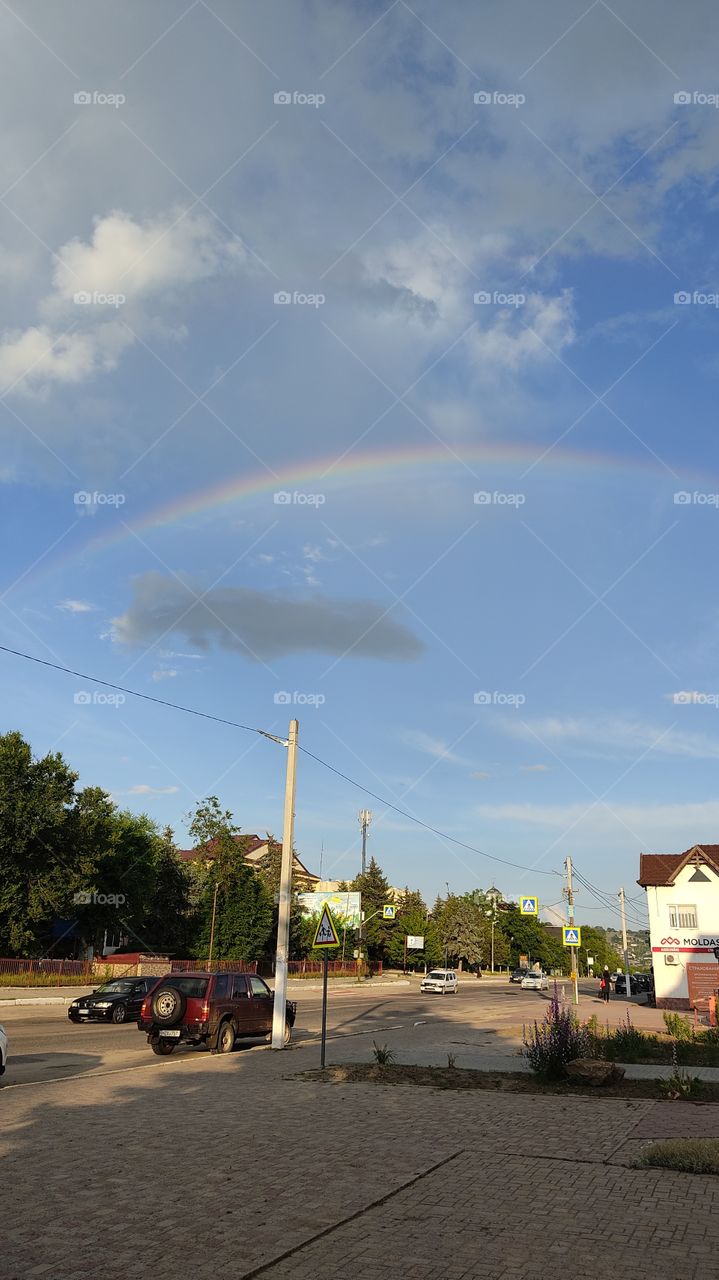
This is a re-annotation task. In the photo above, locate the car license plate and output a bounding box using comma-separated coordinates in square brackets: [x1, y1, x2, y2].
[77, 1010, 89, 1016]
[159, 1029, 181, 1037]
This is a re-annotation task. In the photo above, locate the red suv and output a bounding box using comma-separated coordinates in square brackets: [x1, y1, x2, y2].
[138, 971, 296, 1056]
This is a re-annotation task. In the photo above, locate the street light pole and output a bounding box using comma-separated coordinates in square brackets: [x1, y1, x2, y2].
[271, 719, 299, 1050]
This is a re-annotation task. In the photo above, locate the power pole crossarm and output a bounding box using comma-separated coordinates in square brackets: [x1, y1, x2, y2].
[271, 719, 299, 1049]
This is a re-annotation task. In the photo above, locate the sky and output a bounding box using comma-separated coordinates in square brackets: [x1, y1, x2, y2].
[3, 0, 719, 933]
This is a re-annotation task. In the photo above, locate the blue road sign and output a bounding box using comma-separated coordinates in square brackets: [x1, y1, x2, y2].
[563, 926, 581, 947]
[519, 897, 538, 915]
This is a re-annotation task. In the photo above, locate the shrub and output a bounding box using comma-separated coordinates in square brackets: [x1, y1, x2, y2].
[611, 1012, 651, 1059]
[523, 990, 588, 1080]
[663, 1011, 694, 1042]
[659, 1041, 702, 1100]
[371, 1042, 396, 1065]
[637, 1139, 719, 1175]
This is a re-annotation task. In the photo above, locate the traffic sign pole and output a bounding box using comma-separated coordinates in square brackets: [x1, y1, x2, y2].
[320, 952, 329, 1068]
[565, 857, 579, 1006]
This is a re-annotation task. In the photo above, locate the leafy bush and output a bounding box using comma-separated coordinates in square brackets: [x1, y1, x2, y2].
[663, 1011, 694, 1041]
[371, 1042, 396, 1065]
[611, 1012, 652, 1059]
[523, 990, 588, 1080]
[637, 1138, 719, 1175]
[660, 1041, 702, 1100]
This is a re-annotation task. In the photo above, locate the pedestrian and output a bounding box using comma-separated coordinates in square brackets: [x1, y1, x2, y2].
[599, 965, 611, 1003]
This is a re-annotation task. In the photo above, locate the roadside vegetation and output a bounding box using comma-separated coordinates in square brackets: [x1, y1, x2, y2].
[636, 1139, 719, 1176]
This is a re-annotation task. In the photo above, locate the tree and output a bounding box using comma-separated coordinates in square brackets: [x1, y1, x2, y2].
[386, 894, 442, 970]
[141, 827, 196, 955]
[351, 857, 394, 961]
[187, 797, 274, 961]
[434, 894, 486, 969]
[500, 905, 565, 972]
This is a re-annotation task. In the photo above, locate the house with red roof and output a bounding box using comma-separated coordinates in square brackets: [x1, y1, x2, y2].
[638, 845, 719, 1009]
[176, 833, 320, 891]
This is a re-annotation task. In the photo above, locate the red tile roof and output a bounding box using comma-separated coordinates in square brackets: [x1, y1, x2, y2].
[638, 846, 719, 886]
[176, 834, 265, 863]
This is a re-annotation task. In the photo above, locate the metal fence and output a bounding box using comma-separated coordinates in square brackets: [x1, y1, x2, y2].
[170, 958, 258, 973]
[286, 960, 383, 976]
[0, 957, 95, 984]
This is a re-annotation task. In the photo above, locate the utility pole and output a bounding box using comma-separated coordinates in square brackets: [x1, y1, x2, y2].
[565, 857, 579, 1006]
[358, 809, 372, 876]
[619, 886, 631, 999]
[271, 719, 299, 1049]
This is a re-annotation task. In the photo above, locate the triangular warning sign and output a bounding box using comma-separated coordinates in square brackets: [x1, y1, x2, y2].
[313, 904, 340, 949]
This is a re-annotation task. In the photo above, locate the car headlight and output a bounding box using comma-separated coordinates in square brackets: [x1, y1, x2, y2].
[71, 1001, 80, 1007]
[95, 1002, 112, 1008]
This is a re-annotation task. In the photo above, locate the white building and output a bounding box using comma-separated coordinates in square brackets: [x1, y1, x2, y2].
[639, 845, 719, 1010]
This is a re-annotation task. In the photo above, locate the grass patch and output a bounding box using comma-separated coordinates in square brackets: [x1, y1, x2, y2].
[637, 1139, 719, 1175]
[296, 1062, 719, 1103]
[0, 973, 94, 988]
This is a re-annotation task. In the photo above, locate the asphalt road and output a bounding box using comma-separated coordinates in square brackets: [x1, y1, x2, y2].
[0, 976, 572, 1087]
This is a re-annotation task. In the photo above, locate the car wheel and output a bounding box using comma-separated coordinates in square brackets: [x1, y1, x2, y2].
[216, 1021, 235, 1054]
[151, 985, 187, 1026]
[152, 1040, 175, 1056]
[111, 1003, 127, 1024]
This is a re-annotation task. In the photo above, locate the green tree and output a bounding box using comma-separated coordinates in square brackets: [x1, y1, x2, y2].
[386, 895, 442, 970]
[434, 894, 486, 969]
[351, 856, 394, 961]
[500, 905, 565, 972]
[141, 826, 196, 955]
[580, 924, 622, 975]
[187, 797, 273, 961]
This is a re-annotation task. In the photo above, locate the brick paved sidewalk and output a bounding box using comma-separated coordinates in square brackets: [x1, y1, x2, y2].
[3, 1045, 719, 1280]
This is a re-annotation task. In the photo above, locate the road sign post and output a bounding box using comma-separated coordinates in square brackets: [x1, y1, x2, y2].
[313, 905, 340, 1068]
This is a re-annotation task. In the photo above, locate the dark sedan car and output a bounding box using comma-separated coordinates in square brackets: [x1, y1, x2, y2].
[510, 968, 529, 983]
[68, 976, 160, 1024]
[614, 973, 652, 996]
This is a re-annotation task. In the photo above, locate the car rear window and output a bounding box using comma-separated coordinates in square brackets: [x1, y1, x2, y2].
[167, 976, 209, 998]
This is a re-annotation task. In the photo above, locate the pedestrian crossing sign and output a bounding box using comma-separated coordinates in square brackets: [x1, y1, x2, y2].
[563, 926, 581, 947]
[313, 904, 340, 949]
[383, 904, 396, 919]
[520, 896, 538, 915]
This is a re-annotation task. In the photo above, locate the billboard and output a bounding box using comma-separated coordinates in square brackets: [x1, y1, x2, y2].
[298, 891, 361, 929]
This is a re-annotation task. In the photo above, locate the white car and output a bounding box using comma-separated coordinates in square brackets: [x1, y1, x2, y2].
[520, 971, 549, 991]
[0, 1022, 7, 1078]
[420, 969, 458, 994]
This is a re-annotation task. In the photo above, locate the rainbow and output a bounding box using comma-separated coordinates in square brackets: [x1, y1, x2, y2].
[40, 439, 684, 580]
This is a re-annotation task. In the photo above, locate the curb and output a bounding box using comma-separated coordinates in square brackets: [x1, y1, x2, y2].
[0, 980, 413, 1006]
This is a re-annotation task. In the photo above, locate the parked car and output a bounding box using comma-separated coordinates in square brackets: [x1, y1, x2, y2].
[614, 973, 651, 996]
[509, 968, 529, 984]
[138, 971, 297, 1056]
[420, 969, 458, 994]
[520, 971, 549, 991]
[0, 1022, 7, 1077]
[68, 976, 160, 1024]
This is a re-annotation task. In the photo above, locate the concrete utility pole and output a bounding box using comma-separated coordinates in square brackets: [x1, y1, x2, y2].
[565, 857, 579, 1006]
[618, 886, 631, 999]
[271, 719, 299, 1050]
[358, 809, 372, 876]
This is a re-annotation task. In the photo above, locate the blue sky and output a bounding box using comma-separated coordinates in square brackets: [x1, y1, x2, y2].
[3, 0, 719, 932]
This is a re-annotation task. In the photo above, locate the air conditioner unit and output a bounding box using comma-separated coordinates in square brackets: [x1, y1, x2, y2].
[665, 954, 678, 965]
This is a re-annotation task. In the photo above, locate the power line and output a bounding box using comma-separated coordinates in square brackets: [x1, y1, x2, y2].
[0, 642, 561, 880]
[573, 867, 648, 930]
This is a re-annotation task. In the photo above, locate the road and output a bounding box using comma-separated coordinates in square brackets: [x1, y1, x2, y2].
[0, 976, 571, 1086]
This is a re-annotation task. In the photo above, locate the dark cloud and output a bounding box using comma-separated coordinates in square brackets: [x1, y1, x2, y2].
[113, 572, 424, 662]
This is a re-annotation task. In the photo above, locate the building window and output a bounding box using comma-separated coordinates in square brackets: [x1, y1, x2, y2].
[668, 904, 697, 929]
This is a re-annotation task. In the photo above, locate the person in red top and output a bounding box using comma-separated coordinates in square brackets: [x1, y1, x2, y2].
[599, 965, 611, 1002]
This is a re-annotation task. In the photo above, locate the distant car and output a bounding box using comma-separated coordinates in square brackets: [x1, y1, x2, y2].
[509, 968, 529, 984]
[610, 972, 620, 983]
[68, 976, 160, 1024]
[138, 971, 297, 1055]
[520, 971, 549, 991]
[420, 969, 458, 994]
[614, 973, 651, 996]
[0, 1022, 7, 1076]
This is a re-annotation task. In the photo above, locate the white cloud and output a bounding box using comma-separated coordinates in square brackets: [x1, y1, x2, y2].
[126, 784, 179, 796]
[520, 763, 551, 773]
[56, 599, 97, 613]
[478, 799, 719, 844]
[151, 669, 179, 681]
[0, 210, 246, 396]
[504, 716, 719, 761]
[401, 729, 469, 765]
